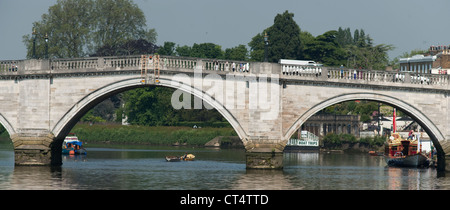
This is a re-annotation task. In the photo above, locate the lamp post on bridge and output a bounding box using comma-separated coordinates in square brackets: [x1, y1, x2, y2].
[32, 28, 49, 59]
[44, 33, 49, 59]
[264, 32, 269, 62]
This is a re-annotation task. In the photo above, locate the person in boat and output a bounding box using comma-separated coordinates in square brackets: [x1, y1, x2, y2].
[182, 152, 187, 160]
[407, 130, 414, 140]
[389, 135, 394, 143]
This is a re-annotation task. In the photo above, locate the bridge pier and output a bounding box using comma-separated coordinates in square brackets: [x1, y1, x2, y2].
[246, 151, 284, 169]
[244, 140, 286, 169]
[11, 132, 61, 166]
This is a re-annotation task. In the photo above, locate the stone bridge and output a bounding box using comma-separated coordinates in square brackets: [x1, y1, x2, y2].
[1, 55, 450, 170]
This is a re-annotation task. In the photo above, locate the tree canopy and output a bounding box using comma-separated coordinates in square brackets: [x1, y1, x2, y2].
[123, 87, 227, 126]
[303, 30, 347, 66]
[90, 39, 159, 57]
[248, 11, 393, 69]
[248, 11, 302, 62]
[336, 27, 394, 70]
[157, 42, 249, 61]
[23, 0, 157, 59]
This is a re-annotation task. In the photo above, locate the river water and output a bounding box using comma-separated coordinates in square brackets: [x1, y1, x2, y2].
[1, 140, 450, 190]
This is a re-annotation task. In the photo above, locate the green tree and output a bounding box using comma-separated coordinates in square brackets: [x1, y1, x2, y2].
[175, 45, 192, 57]
[323, 101, 382, 123]
[353, 29, 360, 45]
[123, 87, 227, 126]
[124, 87, 175, 126]
[158, 42, 177, 56]
[347, 38, 394, 70]
[91, 39, 159, 56]
[170, 43, 224, 59]
[336, 27, 354, 47]
[224, 44, 248, 61]
[92, 0, 155, 49]
[299, 31, 315, 53]
[303, 30, 347, 66]
[81, 110, 106, 123]
[23, 0, 94, 58]
[190, 43, 224, 59]
[335, 27, 394, 69]
[266, 10, 302, 62]
[249, 10, 302, 62]
[23, 0, 156, 59]
[248, 32, 266, 61]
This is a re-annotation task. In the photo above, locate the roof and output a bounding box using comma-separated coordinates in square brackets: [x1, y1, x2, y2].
[399, 54, 436, 63]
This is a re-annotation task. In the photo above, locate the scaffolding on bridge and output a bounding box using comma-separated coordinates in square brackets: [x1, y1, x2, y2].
[140, 55, 160, 84]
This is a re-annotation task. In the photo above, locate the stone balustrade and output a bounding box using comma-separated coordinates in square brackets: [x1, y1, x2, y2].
[1, 55, 449, 88]
[51, 57, 99, 70]
[0, 60, 19, 72]
[283, 65, 450, 86]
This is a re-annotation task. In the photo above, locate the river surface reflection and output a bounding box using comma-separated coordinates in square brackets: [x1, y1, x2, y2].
[1, 141, 450, 190]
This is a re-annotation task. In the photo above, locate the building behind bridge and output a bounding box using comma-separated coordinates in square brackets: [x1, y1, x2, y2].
[399, 45, 450, 75]
[299, 114, 416, 140]
[299, 114, 361, 139]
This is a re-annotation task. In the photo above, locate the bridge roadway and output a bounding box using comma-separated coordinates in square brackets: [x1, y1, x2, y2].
[1, 55, 450, 170]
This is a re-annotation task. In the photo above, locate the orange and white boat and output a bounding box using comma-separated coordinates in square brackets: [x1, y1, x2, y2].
[384, 133, 429, 167]
[384, 109, 430, 167]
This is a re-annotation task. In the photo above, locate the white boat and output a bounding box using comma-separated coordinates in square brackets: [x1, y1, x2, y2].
[285, 130, 319, 152]
[62, 134, 87, 155]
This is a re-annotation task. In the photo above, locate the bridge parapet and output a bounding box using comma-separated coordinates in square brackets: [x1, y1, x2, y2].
[50, 55, 200, 71]
[0, 59, 51, 73]
[0, 60, 19, 72]
[281, 66, 450, 87]
[1, 55, 450, 88]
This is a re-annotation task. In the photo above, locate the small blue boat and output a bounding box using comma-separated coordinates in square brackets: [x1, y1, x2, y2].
[62, 135, 87, 155]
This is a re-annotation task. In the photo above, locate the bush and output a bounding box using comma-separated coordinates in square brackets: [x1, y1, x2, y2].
[323, 133, 357, 146]
[70, 123, 237, 146]
[324, 133, 387, 149]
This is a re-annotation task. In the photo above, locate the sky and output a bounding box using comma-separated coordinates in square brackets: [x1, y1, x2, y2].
[1, 0, 449, 60]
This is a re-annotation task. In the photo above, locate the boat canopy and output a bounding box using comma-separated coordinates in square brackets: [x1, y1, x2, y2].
[65, 141, 82, 146]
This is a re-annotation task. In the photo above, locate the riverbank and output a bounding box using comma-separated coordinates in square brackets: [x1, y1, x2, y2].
[320, 142, 384, 154]
[70, 123, 237, 146]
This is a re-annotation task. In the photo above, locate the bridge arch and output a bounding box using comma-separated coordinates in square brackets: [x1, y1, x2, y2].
[51, 76, 247, 143]
[284, 92, 446, 157]
[0, 113, 15, 137]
